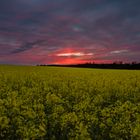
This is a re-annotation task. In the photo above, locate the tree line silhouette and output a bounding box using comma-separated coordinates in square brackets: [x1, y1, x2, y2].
[37, 61, 140, 70]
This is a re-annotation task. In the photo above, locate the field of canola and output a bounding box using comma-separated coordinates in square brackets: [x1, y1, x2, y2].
[0, 65, 140, 140]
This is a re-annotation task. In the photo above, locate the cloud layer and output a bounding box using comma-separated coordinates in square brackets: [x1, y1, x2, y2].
[0, 0, 140, 64]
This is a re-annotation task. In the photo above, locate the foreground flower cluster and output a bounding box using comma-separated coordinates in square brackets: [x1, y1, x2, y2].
[0, 66, 140, 140]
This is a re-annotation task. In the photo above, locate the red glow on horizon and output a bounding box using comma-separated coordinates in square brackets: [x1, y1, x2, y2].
[48, 48, 113, 64]
[53, 58, 113, 65]
[48, 47, 94, 64]
[53, 58, 89, 65]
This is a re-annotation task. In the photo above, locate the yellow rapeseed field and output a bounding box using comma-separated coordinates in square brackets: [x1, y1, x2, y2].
[0, 65, 140, 139]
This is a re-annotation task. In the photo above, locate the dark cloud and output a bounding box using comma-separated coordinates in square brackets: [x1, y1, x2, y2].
[0, 0, 140, 64]
[11, 40, 46, 54]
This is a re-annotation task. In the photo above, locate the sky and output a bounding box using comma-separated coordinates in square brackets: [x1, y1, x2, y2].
[0, 0, 140, 65]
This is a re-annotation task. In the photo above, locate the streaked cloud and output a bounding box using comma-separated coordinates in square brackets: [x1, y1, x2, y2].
[0, 0, 140, 64]
[56, 52, 93, 57]
[110, 50, 129, 54]
[11, 40, 46, 54]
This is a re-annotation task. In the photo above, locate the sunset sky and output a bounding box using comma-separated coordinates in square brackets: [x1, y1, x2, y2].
[0, 0, 140, 65]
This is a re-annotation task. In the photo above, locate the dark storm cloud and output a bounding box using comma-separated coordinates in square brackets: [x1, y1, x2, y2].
[11, 40, 46, 54]
[0, 0, 140, 64]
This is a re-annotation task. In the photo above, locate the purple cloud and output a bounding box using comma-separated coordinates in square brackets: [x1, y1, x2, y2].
[0, 0, 140, 64]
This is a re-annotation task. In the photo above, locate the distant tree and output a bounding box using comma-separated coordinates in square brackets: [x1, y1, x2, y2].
[132, 61, 137, 65]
